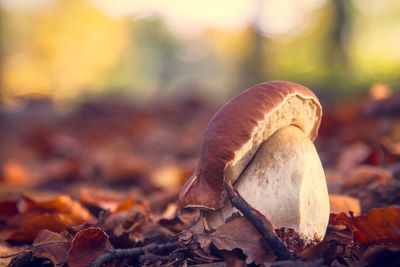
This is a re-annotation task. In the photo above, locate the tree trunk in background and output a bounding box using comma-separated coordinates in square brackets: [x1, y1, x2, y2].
[238, 0, 266, 92]
[328, 0, 352, 83]
[238, 27, 265, 91]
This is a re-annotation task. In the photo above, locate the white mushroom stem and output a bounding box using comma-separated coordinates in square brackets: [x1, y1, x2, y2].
[204, 125, 330, 241]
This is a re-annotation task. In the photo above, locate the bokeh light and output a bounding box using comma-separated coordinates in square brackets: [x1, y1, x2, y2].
[0, 0, 399, 109]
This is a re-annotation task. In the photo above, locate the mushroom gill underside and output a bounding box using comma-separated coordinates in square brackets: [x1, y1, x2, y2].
[204, 125, 330, 241]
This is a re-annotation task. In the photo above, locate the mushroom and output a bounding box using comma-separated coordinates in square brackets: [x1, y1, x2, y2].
[179, 81, 330, 240]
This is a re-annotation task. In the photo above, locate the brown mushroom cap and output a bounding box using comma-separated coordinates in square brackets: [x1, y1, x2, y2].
[179, 81, 322, 210]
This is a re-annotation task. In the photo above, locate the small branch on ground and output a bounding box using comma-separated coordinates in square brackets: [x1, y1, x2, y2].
[1, 241, 70, 259]
[223, 180, 294, 261]
[88, 241, 180, 267]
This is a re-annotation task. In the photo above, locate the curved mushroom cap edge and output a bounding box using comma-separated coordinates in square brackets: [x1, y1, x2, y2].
[179, 81, 322, 210]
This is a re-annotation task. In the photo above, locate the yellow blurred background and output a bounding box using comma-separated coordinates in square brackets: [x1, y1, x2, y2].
[1, 0, 399, 108]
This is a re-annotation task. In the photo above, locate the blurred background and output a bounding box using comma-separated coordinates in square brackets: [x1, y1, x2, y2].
[1, 1, 400, 252]
[1, 0, 400, 202]
[1, 0, 399, 109]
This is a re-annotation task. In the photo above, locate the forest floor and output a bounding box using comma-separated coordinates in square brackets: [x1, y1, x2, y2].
[1, 87, 400, 266]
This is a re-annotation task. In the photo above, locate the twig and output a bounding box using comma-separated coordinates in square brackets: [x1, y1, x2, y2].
[270, 258, 323, 267]
[223, 180, 294, 261]
[88, 241, 179, 267]
[0, 241, 70, 259]
[0, 251, 29, 259]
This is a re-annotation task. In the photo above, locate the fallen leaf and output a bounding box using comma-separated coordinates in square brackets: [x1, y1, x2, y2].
[299, 227, 354, 266]
[112, 199, 151, 215]
[0, 243, 28, 267]
[0, 200, 18, 217]
[360, 243, 400, 267]
[178, 220, 221, 264]
[327, 166, 393, 188]
[22, 195, 92, 216]
[329, 195, 361, 216]
[1, 159, 31, 186]
[88, 145, 150, 183]
[104, 201, 154, 246]
[356, 181, 400, 212]
[344, 165, 392, 187]
[7, 213, 91, 243]
[1, 195, 94, 242]
[335, 142, 371, 173]
[150, 164, 193, 189]
[67, 227, 113, 267]
[197, 216, 276, 265]
[32, 229, 69, 266]
[364, 87, 400, 117]
[275, 228, 311, 256]
[333, 206, 400, 245]
[157, 204, 185, 233]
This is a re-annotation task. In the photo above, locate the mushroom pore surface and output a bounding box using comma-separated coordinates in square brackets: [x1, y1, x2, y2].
[204, 125, 330, 240]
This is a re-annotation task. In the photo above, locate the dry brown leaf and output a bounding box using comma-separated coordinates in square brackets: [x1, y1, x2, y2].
[23, 195, 92, 216]
[0, 195, 94, 242]
[79, 187, 142, 215]
[335, 142, 371, 173]
[157, 204, 185, 233]
[1, 159, 31, 186]
[112, 199, 151, 215]
[0, 200, 18, 217]
[178, 220, 222, 264]
[150, 164, 193, 189]
[32, 229, 69, 265]
[332, 206, 400, 245]
[197, 216, 276, 265]
[299, 224, 355, 266]
[67, 227, 113, 267]
[0, 243, 28, 267]
[327, 166, 392, 188]
[344, 165, 392, 187]
[88, 145, 150, 182]
[7, 213, 90, 243]
[29, 158, 81, 184]
[104, 201, 154, 244]
[360, 243, 400, 266]
[329, 195, 361, 216]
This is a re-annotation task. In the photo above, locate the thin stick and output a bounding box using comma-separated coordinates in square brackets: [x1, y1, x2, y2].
[88, 241, 179, 267]
[0, 241, 70, 259]
[223, 180, 294, 260]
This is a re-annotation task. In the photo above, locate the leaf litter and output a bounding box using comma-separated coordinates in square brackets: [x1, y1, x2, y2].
[1, 88, 400, 266]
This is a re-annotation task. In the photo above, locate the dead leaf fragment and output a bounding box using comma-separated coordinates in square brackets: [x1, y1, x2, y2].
[0, 243, 28, 267]
[329, 195, 361, 216]
[327, 166, 393, 188]
[0, 200, 18, 217]
[1, 159, 30, 186]
[344, 165, 392, 187]
[360, 243, 400, 267]
[299, 226, 354, 266]
[198, 216, 276, 265]
[32, 229, 69, 266]
[104, 201, 154, 245]
[336, 142, 371, 173]
[0, 195, 94, 242]
[333, 206, 400, 245]
[67, 227, 113, 267]
[150, 164, 193, 189]
[7, 214, 86, 242]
